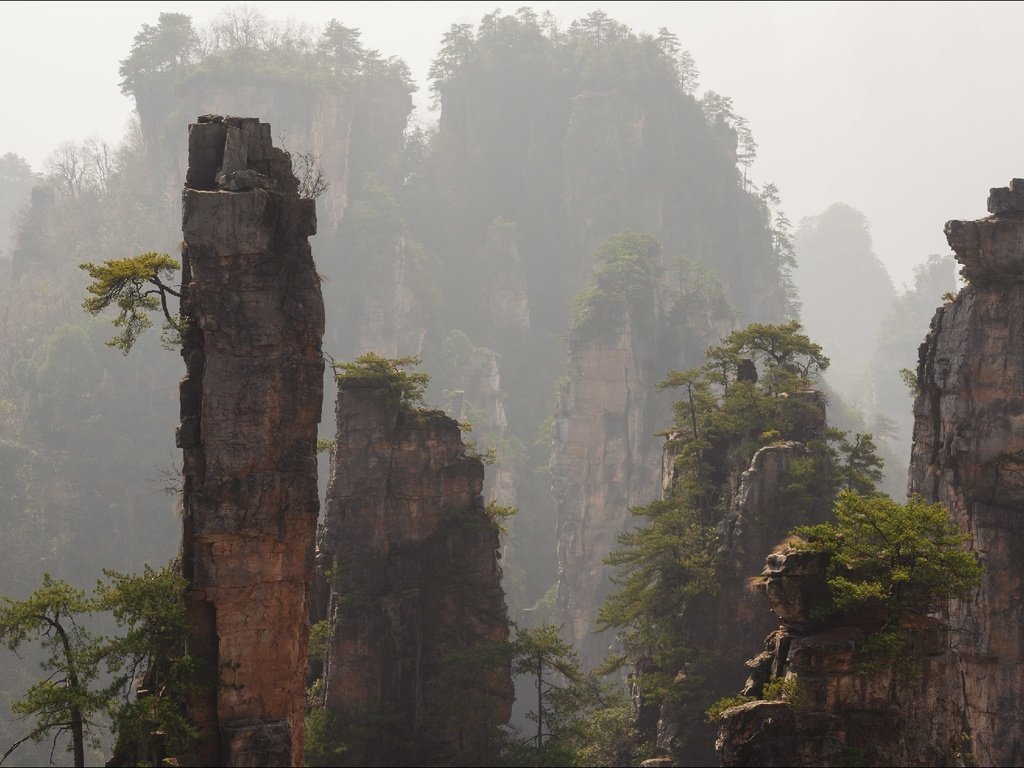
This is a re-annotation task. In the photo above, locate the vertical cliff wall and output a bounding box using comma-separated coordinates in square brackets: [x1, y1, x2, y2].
[551, 328, 667, 667]
[654, 439, 822, 766]
[551, 235, 735, 669]
[178, 115, 325, 766]
[908, 178, 1024, 766]
[319, 377, 513, 766]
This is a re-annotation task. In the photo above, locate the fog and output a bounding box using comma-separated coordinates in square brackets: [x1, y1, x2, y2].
[0, 3, 1018, 765]
[3, 1, 1021, 287]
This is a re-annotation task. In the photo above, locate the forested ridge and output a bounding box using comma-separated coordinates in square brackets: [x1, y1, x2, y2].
[0, 7, 957, 766]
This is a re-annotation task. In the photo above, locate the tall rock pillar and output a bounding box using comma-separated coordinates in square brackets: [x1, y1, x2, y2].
[909, 178, 1024, 766]
[319, 376, 513, 766]
[177, 115, 325, 766]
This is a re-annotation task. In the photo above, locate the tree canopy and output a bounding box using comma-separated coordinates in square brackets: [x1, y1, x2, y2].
[79, 252, 182, 354]
[795, 492, 982, 626]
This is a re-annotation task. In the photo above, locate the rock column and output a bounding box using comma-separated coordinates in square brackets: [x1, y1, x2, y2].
[319, 378, 513, 766]
[177, 115, 325, 766]
[908, 178, 1024, 766]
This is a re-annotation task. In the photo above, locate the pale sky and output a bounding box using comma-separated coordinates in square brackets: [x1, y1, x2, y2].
[1, 1, 1020, 289]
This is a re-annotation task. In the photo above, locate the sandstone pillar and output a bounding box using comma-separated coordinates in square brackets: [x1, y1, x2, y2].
[319, 377, 512, 766]
[177, 115, 325, 766]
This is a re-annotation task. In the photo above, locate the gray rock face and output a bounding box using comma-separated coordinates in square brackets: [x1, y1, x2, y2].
[178, 115, 324, 767]
[908, 179, 1024, 766]
[551, 321, 668, 668]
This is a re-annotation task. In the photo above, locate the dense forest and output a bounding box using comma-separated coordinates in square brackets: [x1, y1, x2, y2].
[0, 7, 971, 767]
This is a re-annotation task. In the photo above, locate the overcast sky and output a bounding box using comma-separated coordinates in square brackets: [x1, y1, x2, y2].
[2, 1, 1020, 289]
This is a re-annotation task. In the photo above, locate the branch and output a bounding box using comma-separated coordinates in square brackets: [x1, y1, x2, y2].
[1, 731, 38, 766]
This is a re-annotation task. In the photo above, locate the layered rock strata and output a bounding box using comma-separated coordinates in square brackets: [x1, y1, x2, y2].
[716, 548, 964, 767]
[319, 377, 513, 765]
[177, 115, 325, 766]
[908, 178, 1024, 766]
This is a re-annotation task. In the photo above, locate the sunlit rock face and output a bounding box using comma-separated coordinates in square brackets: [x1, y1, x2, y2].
[716, 547, 964, 768]
[908, 178, 1024, 767]
[318, 378, 513, 766]
[178, 115, 325, 767]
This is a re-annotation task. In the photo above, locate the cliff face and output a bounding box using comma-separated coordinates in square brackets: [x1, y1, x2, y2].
[551, 327, 666, 667]
[178, 115, 325, 766]
[908, 178, 1024, 766]
[655, 440, 819, 765]
[319, 378, 513, 766]
[716, 548, 964, 767]
[552, 239, 735, 669]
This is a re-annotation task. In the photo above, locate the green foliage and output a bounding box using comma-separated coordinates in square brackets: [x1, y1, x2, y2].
[80, 252, 182, 354]
[97, 565, 200, 760]
[761, 675, 805, 707]
[899, 367, 920, 397]
[485, 501, 517, 534]
[0, 576, 105, 767]
[718, 320, 829, 395]
[303, 706, 348, 766]
[795, 492, 983, 626]
[705, 694, 754, 722]
[511, 624, 582, 752]
[597, 498, 719, 653]
[119, 13, 199, 95]
[571, 232, 662, 343]
[315, 438, 336, 454]
[307, 620, 331, 667]
[508, 624, 641, 766]
[0, 565, 194, 767]
[332, 353, 429, 408]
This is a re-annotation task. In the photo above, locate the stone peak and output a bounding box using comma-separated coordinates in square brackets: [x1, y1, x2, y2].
[944, 178, 1024, 280]
[987, 178, 1024, 216]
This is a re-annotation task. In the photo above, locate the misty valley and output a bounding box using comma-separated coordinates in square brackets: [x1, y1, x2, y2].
[2, 6, 1020, 768]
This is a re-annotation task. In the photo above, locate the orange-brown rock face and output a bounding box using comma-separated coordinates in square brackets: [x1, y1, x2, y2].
[908, 178, 1024, 766]
[319, 378, 513, 766]
[177, 116, 325, 767]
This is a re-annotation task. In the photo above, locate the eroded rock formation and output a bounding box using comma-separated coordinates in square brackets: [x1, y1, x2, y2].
[716, 548, 964, 767]
[551, 324, 670, 667]
[552, 241, 735, 668]
[908, 178, 1024, 766]
[319, 376, 513, 765]
[178, 115, 325, 766]
[653, 439, 822, 765]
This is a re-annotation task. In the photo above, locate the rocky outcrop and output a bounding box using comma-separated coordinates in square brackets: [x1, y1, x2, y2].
[319, 377, 513, 766]
[178, 115, 325, 766]
[653, 440, 817, 765]
[908, 178, 1024, 766]
[716, 548, 965, 767]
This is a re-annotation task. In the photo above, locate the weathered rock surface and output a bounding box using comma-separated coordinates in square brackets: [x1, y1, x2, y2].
[717, 548, 965, 767]
[319, 377, 513, 766]
[908, 178, 1024, 766]
[552, 254, 736, 668]
[178, 115, 325, 767]
[654, 440, 814, 765]
[551, 325, 668, 667]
